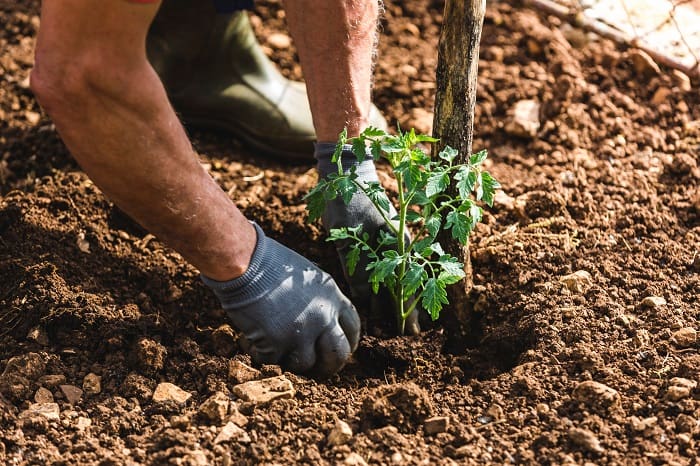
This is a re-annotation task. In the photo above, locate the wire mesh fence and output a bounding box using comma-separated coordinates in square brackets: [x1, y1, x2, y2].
[523, 0, 700, 80]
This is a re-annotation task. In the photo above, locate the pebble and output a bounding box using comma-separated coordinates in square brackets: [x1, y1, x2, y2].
[568, 427, 604, 454]
[34, 387, 54, 404]
[228, 360, 261, 384]
[83, 373, 102, 396]
[327, 418, 353, 446]
[267, 32, 292, 50]
[232, 376, 295, 405]
[76, 416, 92, 431]
[20, 402, 60, 421]
[59, 384, 83, 405]
[152, 382, 191, 404]
[26, 326, 49, 346]
[560, 270, 593, 294]
[424, 416, 450, 435]
[505, 99, 540, 138]
[640, 296, 666, 309]
[629, 415, 657, 432]
[38, 374, 66, 388]
[666, 386, 690, 402]
[198, 391, 230, 425]
[651, 87, 672, 106]
[671, 327, 697, 348]
[486, 404, 504, 421]
[214, 421, 251, 444]
[572, 380, 620, 412]
[344, 452, 368, 466]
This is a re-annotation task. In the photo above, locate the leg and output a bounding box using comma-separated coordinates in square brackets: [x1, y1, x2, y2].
[284, 0, 378, 141]
[31, 0, 255, 281]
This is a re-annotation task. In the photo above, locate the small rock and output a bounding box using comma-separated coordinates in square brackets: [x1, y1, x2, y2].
[569, 427, 604, 454]
[672, 328, 697, 348]
[671, 70, 692, 92]
[232, 376, 294, 406]
[628, 49, 660, 77]
[327, 418, 353, 446]
[133, 337, 167, 373]
[228, 402, 249, 427]
[39, 374, 66, 388]
[560, 270, 593, 294]
[536, 403, 550, 415]
[675, 414, 696, 433]
[25, 110, 41, 125]
[486, 404, 504, 421]
[83, 373, 102, 396]
[214, 421, 251, 444]
[34, 387, 54, 404]
[228, 360, 261, 384]
[493, 191, 515, 210]
[651, 87, 672, 106]
[572, 380, 620, 413]
[630, 415, 657, 432]
[424, 416, 450, 435]
[198, 391, 230, 425]
[670, 377, 697, 391]
[344, 452, 369, 466]
[267, 32, 292, 49]
[505, 99, 540, 138]
[76, 416, 92, 431]
[410, 108, 434, 135]
[640, 296, 666, 309]
[170, 414, 192, 430]
[26, 326, 49, 346]
[59, 385, 83, 404]
[152, 382, 191, 404]
[666, 386, 690, 402]
[20, 402, 60, 421]
[677, 433, 692, 446]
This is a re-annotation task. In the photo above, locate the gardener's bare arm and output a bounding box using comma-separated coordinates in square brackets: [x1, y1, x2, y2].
[31, 0, 359, 375]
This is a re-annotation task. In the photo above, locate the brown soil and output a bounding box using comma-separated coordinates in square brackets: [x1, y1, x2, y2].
[1, 0, 699, 464]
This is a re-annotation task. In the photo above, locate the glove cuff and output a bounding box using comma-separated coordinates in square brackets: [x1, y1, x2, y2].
[201, 223, 284, 309]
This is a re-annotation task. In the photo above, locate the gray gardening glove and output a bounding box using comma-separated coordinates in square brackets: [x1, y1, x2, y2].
[315, 143, 420, 335]
[201, 223, 360, 376]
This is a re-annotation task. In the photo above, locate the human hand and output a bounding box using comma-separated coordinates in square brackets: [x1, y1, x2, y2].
[202, 223, 360, 376]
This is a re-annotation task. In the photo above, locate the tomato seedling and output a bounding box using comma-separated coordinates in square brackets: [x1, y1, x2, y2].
[306, 127, 499, 334]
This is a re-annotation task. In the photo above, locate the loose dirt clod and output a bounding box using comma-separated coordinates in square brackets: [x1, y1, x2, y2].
[227, 359, 261, 384]
[232, 376, 294, 405]
[568, 427, 604, 454]
[360, 382, 434, 432]
[152, 382, 191, 405]
[327, 418, 353, 446]
[34, 387, 53, 404]
[671, 328, 697, 348]
[197, 391, 230, 425]
[572, 380, 621, 414]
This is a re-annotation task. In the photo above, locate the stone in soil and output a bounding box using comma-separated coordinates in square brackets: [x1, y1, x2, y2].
[569, 427, 604, 454]
[344, 452, 369, 466]
[20, 402, 60, 421]
[82, 373, 101, 396]
[214, 421, 251, 444]
[572, 381, 621, 414]
[232, 375, 294, 405]
[197, 391, 230, 425]
[34, 387, 54, 404]
[640, 296, 666, 309]
[59, 384, 83, 404]
[227, 359, 261, 384]
[152, 382, 191, 404]
[0, 353, 46, 401]
[505, 99, 541, 138]
[671, 328, 697, 348]
[424, 416, 450, 435]
[327, 418, 353, 446]
[560, 270, 593, 294]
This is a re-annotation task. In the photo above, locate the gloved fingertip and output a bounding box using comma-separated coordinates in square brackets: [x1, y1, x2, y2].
[314, 324, 352, 377]
[338, 305, 361, 352]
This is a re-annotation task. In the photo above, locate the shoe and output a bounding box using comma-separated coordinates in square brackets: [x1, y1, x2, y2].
[147, 2, 388, 161]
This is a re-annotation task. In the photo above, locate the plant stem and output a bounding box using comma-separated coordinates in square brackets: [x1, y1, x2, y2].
[395, 169, 407, 335]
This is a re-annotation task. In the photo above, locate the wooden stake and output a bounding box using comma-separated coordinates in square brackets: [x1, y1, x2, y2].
[432, 0, 485, 341]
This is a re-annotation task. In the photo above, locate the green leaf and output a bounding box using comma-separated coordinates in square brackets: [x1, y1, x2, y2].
[480, 172, 500, 207]
[425, 169, 449, 198]
[429, 242, 445, 256]
[351, 137, 367, 163]
[333, 176, 357, 205]
[345, 244, 361, 276]
[412, 237, 433, 256]
[469, 149, 488, 166]
[421, 278, 448, 321]
[469, 204, 483, 230]
[401, 262, 426, 296]
[410, 149, 432, 166]
[362, 126, 387, 138]
[410, 190, 431, 206]
[438, 146, 459, 163]
[395, 161, 423, 191]
[425, 215, 441, 239]
[370, 140, 382, 161]
[304, 183, 328, 222]
[369, 254, 402, 286]
[438, 255, 465, 283]
[332, 128, 348, 163]
[415, 134, 439, 143]
[328, 227, 352, 241]
[363, 181, 391, 214]
[455, 167, 478, 199]
[445, 210, 471, 244]
[377, 230, 398, 247]
[405, 210, 422, 223]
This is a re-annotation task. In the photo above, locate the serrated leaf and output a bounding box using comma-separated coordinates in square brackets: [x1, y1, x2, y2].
[362, 126, 387, 138]
[421, 278, 448, 321]
[429, 242, 445, 256]
[334, 176, 357, 205]
[370, 255, 401, 285]
[345, 244, 361, 276]
[401, 262, 426, 296]
[395, 161, 423, 191]
[370, 140, 382, 160]
[351, 137, 367, 162]
[425, 169, 449, 198]
[327, 227, 352, 241]
[410, 190, 430, 206]
[377, 229, 398, 247]
[438, 145, 459, 163]
[455, 167, 478, 199]
[364, 181, 391, 213]
[410, 149, 432, 166]
[469, 204, 483, 230]
[480, 172, 500, 207]
[438, 256, 465, 282]
[469, 149, 488, 166]
[445, 210, 470, 243]
[304, 183, 328, 222]
[425, 215, 441, 239]
[412, 237, 433, 256]
[405, 210, 422, 223]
